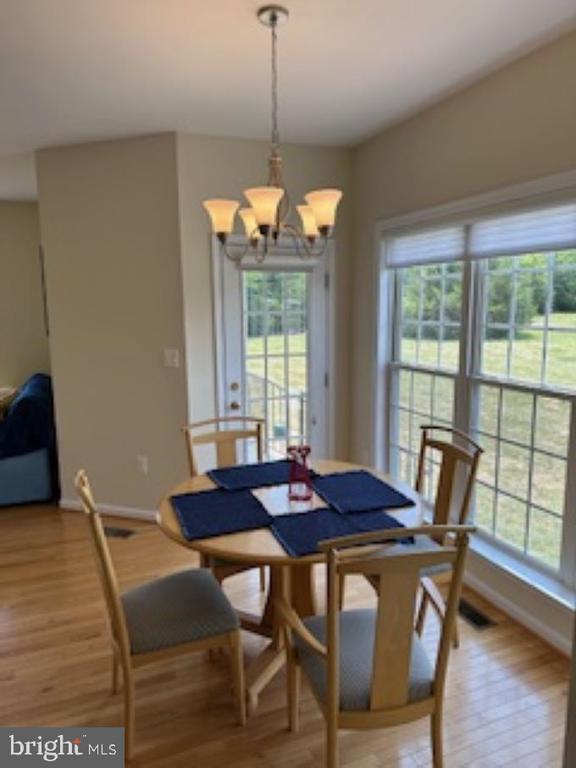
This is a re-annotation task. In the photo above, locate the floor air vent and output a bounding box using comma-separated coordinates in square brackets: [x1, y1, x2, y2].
[104, 526, 136, 539]
[458, 599, 496, 629]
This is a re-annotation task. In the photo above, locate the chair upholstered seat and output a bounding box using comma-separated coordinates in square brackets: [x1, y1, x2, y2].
[295, 609, 433, 712]
[122, 569, 239, 655]
[411, 535, 453, 577]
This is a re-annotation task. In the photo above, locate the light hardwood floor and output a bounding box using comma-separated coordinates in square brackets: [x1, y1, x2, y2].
[0, 504, 569, 767]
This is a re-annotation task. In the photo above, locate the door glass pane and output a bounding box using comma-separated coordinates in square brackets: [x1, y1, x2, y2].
[245, 319, 265, 355]
[243, 270, 309, 458]
[246, 364, 265, 399]
[288, 356, 307, 394]
[245, 272, 265, 312]
[266, 357, 286, 396]
[287, 316, 307, 353]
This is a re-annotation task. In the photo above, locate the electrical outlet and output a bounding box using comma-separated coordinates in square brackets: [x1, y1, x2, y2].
[163, 348, 180, 368]
[136, 455, 149, 475]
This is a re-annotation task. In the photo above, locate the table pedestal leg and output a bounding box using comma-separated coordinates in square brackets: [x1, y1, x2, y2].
[245, 562, 316, 712]
[290, 563, 317, 618]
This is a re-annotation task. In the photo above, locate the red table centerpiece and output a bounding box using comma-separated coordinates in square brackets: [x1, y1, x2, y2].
[287, 444, 313, 501]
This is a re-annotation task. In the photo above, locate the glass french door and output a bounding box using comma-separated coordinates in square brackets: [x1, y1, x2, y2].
[214, 245, 330, 459]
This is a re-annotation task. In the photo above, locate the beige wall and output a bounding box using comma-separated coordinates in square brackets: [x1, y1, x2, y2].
[177, 134, 353, 458]
[350, 29, 576, 462]
[36, 134, 188, 510]
[0, 202, 50, 385]
[35, 131, 352, 512]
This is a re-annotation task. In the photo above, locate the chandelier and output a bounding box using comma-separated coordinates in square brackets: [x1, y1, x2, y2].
[202, 4, 342, 262]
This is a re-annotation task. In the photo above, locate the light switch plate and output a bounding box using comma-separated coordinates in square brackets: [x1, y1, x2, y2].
[163, 348, 180, 368]
[136, 455, 149, 475]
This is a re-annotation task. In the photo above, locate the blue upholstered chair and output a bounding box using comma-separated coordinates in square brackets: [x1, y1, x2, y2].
[0, 374, 58, 506]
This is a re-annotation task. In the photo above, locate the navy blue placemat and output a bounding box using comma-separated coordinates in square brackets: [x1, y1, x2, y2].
[349, 509, 413, 542]
[271, 509, 356, 557]
[312, 470, 415, 514]
[208, 459, 317, 491]
[171, 488, 272, 541]
[271, 507, 411, 557]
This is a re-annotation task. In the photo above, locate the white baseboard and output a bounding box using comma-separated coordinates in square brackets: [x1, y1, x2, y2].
[60, 497, 156, 522]
[465, 569, 573, 656]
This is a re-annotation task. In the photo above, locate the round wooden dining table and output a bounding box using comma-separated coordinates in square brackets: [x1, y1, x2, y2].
[157, 459, 424, 711]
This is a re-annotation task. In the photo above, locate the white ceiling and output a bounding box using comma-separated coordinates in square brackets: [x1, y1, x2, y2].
[1, 0, 575, 199]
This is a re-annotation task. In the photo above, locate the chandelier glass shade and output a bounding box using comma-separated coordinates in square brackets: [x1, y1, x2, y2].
[202, 5, 342, 262]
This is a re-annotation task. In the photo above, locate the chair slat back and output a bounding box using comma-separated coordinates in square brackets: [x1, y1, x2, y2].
[182, 417, 265, 476]
[325, 525, 471, 713]
[371, 566, 420, 708]
[415, 426, 483, 527]
[75, 470, 131, 658]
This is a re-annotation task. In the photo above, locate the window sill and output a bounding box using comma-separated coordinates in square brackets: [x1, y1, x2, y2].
[469, 533, 576, 612]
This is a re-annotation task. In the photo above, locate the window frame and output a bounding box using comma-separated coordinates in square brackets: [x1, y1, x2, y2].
[374, 175, 576, 590]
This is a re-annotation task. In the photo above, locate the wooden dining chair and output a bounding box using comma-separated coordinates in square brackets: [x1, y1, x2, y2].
[183, 416, 265, 476]
[345, 425, 483, 644]
[413, 425, 483, 648]
[75, 470, 246, 761]
[183, 416, 267, 591]
[276, 524, 473, 768]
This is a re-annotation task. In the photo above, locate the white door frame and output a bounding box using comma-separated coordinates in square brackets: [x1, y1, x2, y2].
[211, 235, 336, 458]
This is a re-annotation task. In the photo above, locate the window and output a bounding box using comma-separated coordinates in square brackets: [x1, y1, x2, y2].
[480, 252, 576, 386]
[383, 200, 576, 584]
[398, 263, 462, 370]
[474, 384, 569, 568]
[390, 368, 455, 503]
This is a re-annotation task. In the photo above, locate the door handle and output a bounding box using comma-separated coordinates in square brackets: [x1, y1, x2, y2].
[229, 401, 241, 411]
